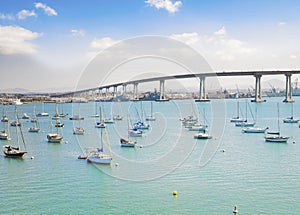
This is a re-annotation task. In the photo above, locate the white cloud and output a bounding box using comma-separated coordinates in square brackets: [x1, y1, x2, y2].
[145, 0, 182, 14]
[214, 26, 226, 36]
[17, 10, 37, 20]
[71, 29, 85, 37]
[277, 22, 286, 27]
[90, 37, 120, 50]
[35, 2, 57, 16]
[290, 54, 300, 59]
[170, 32, 199, 45]
[170, 27, 255, 61]
[0, 25, 42, 55]
[0, 13, 15, 20]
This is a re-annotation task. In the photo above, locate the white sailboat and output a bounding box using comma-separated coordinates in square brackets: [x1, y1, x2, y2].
[265, 103, 289, 143]
[91, 101, 100, 118]
[128, 113, 143, 137]
[113, 115, 123, 121]
[58, 102, 67, 118]
[0, 106, 9, 140]
[230, 101, 246, 122]
[283, 103, 299, 123]
[47, 105, 63, 143]
[73, 104, 85, 135]
[37, 102, 49, 117]
[22, 113, 30, 119]
[133, 104, 149, 130]
[194, 108, 212, 139]
[87, 128, 112, 164]
[3, 106, 27, 158]
[145, 102, 156, 121]
[1, 106, 9, 122]
[95, 106, 106, 128]
[242, 106, 268, 133]
[28, 105, 40, 133]
[235, 101, 255, 127]
[120, 115, 137, 147]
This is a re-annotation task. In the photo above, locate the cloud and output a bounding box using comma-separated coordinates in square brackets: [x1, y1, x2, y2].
[145, 0, 182, 14]
[71, 29, 85, 37]
[0, 13, 15, 20]
[214, 26, 226, 36]
[35, 2, 57, 16]
[170, 32, 199, 45]
[90, 37, 120, 50]
[277, 21, 286, 27]
[17, 10, 37, 20]
[0, 25, 42, 55]
[170, 27, 255, 61]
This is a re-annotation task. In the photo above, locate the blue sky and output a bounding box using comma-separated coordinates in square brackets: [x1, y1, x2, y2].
[1, 0, 300, 91]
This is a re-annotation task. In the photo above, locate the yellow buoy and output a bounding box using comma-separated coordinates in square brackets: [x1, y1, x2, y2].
[172, 190, 178, 196]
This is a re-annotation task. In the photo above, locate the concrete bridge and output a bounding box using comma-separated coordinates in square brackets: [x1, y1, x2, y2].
[61, 70, 300, 103]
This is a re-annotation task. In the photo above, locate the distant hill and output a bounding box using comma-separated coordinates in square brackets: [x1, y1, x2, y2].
[0, 88, 31, 94]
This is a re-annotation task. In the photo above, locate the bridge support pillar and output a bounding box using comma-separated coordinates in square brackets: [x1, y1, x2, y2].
[283, 73, 294, 102]
[122, 84, 127, 98]
[251, 74, 266, 102]
[113, 86, 117, 98]
[133, 83, 139, 101]
[105, 87, 110, 98]
[156, 80, 169, 101]
[195, 76, 210, 102]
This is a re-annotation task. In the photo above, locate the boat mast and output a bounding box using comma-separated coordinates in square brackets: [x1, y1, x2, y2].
[150, 102, 153, 118]
[277, 103, 280, 136]
[237, 101, 239, 118]
[15, 106, 26, 150]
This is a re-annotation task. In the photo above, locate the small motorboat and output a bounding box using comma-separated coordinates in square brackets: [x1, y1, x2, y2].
[120, 138, 136, 147]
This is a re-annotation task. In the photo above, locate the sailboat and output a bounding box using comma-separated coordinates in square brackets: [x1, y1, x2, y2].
[133, 104, 149, 130]
[53, 103, 64, 127]
[91, 101, 100, 118]
[95, 106, 106, 128]
[3, 106, 27, 158]
[230, 101, 246, 122]
[243, 105, 269, 133]
[28, 105, 40, 133]
[1, 106, 9, 122]
[47, 106, 63, 143]
[128, 113, 143, 137]
[73, 104, 85, 135]
[0, 106, 9, 140]
[265, 103, 289, 143]
[283, 103, 299, 123]
[69, 102, 84, 121]
[235, 101, 255, 127]
[145, 102, 156, 121]
[87, 128, 112, 164]
[37, 102, 49, 117]
[194, 108, 212, 139]
[22, 113, 30, 119]
[120, 115, 137, 147]
[58, 102, 67, 118]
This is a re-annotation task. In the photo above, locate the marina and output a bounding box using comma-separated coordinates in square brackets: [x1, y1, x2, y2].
[0, 97, 299, 214]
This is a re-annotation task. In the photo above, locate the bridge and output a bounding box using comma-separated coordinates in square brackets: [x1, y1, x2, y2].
[60, 70, 300, 103]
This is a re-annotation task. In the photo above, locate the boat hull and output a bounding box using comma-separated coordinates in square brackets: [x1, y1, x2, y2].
[283, 119, 300, 123]
[28, 128, 40, 133]
[243, 127, 267, 133]
[87, 156, 112, 164]
[230, 118, 247, 123]
[235, 122, 255, 127]
[194, 134, 212, 139]
[265, 136, 289, 143]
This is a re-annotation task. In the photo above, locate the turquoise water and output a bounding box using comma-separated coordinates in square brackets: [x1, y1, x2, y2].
[0, 98, 299, 214]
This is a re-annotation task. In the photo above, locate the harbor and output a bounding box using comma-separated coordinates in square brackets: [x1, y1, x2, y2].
[0, 97, 300, 214]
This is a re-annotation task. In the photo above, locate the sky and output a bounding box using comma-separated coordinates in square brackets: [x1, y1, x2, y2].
[0, 0, 300, 92]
